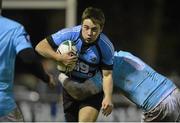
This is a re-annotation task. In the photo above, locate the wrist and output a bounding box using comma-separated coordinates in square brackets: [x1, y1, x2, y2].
[54, 53, 62, 62]
[58, 73, 68, 85]
[104, 94, 112, 100]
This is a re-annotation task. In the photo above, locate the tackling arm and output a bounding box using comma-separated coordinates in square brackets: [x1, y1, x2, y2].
[18, 48, 50, 83]
[58, 72, 102, 100]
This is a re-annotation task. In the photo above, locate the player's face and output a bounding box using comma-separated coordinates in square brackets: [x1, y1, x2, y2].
[82, 19, 102, 43]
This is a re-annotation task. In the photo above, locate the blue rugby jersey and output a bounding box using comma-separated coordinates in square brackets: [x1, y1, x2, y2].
[0, 16, 32, 116]
[113, 51, 176, 111]
[47, 25, 114, 82]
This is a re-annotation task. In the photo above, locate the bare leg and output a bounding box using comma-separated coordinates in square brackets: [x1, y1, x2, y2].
[79, 106, 99, 122]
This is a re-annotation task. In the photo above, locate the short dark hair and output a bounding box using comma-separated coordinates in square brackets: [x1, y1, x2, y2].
[81, 7, 105, 29]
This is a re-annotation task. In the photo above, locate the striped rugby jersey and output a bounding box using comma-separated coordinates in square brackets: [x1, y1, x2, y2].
[47, 25, 114, 82]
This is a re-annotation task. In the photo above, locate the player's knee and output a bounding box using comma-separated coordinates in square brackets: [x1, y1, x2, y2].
[78, 106, 99, 122]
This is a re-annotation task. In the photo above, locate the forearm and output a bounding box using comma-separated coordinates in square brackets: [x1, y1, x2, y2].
[18, 48, 49, 83]
[63, 80, 93, 100]
[103, 70, 113, 100]
[58, 73, 102, 100]
[35, 39, 60, 61]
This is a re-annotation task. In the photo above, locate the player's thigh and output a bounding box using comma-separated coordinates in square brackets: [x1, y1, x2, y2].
[79, 106, 99, 122]
[78, 92, 103, 122]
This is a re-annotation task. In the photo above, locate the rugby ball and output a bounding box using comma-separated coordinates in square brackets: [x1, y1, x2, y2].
[56, 40, 78, 73]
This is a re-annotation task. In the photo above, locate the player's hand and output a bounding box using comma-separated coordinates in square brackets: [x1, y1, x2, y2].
[60, 52, 78, 66]
[101, 96, 113, 117]
[58, 72, 68, 85]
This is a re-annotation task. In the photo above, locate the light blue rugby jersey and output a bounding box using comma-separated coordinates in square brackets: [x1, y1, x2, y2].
[112, 51, 176, 111]
[0, 16, 32, 116]
[47, 25, 114, 82]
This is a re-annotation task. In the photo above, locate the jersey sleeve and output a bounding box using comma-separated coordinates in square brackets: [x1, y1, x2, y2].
[13, 25, 32, 54]
[99, 34, 115, 70]
[46, 27, 76, 48]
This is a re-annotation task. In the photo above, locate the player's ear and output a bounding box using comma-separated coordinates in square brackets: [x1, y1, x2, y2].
[100, 25, 104, 32]
[100, 28, 103, 33]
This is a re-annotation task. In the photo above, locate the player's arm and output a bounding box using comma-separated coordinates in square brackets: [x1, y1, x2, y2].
[58, 72, 102, 100]
[35, 38, 77, 66]
[35, 38, 60, 60]
[101, 69, 113, 116]
[99, 36, 114, 116]
[18, 48, 54, 86]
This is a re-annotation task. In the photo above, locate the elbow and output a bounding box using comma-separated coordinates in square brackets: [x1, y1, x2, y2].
[35, 43, 40, 53]
[35, 40, 46, 55]
[35, 45, 38, 52]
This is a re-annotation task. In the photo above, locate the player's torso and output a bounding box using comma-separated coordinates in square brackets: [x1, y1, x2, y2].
[52, 25, 114, 82]
[0, 17, 31, 84]
[113, 51, 175, 110]
[0, 23, 17, 84]
[113, 51, 148, 91]
[0, 16, 20, 116]
[70, 39, 102, 81]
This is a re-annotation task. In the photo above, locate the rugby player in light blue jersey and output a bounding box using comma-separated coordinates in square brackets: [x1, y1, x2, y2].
[0, 1, 55, 121]
[59, 50, 180, 122]
[36, 7, 114, 122]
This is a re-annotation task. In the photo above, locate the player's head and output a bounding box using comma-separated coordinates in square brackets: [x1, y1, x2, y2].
[81, 7, 105, 43]
[81, 7, 105, 30]
[0, 0, 2, 15]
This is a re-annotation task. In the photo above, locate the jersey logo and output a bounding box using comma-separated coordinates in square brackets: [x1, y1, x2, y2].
[90, 57, 97, 63]
[88, 53, 98, 63]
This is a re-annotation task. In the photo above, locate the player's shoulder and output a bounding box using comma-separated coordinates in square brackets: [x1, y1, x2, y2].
[98, 33, 114, 54]
[52, 25, 81, 42]
[0, 16, 23, 30]
[99, 33, 114, 47]
[0, 16, 24, 34]
[59, 25, 81, 35]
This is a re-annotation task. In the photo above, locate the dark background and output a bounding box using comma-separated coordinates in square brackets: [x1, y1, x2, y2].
[2, 0, 180, 76]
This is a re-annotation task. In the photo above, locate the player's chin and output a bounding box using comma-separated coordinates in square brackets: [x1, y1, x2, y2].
[85, 38, 93, 43]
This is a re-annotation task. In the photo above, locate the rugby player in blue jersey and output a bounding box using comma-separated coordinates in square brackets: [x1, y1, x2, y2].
[35, 7, 114, 122]
[0, 1, 55, 121]
[59, 50, 180, 122]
